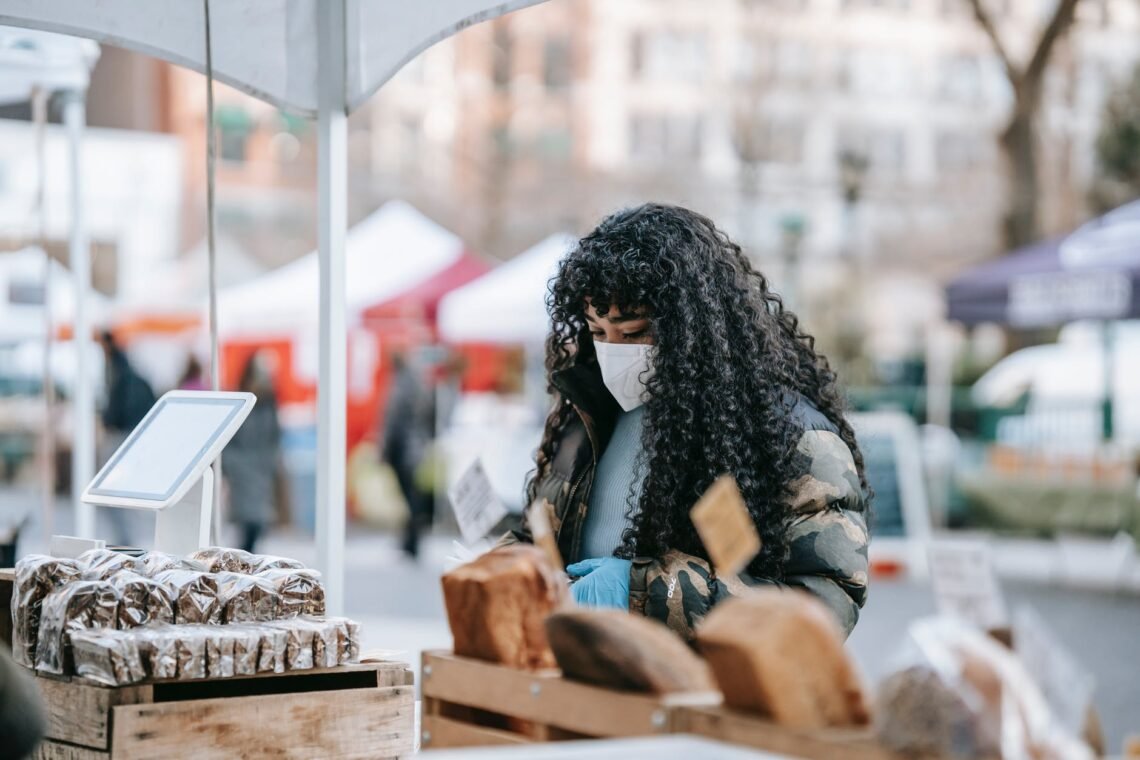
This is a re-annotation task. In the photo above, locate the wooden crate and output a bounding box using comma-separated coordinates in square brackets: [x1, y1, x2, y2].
[31, 660, 415, 760]
[420, 650, 721, 750]
[675, 705, 903, 760]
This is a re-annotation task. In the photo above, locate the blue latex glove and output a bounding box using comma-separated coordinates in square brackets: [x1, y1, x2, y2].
[566, 558, 631, 609]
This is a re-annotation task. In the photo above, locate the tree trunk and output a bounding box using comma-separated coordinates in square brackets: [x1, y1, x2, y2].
[1000, 111, 1039, 249]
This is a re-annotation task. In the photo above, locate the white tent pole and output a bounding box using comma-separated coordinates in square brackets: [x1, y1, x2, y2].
[316, 0, 348, 615]
[33, 87, 56, 544]
[64, 88, 96, 539]
[203, 0, 223, 545]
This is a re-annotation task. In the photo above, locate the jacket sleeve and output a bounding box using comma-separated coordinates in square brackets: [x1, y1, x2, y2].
[629, 428, 869, 639]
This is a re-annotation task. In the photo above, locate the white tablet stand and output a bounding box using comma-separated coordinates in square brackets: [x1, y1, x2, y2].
[77, 391, 257, 557]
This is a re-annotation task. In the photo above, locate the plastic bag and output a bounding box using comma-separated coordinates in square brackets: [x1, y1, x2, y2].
[262, 619, 315, 671]
[175, 625, 209, 680]
[109, 571, 175, 628]
[11, 554, 82, 667]
[258, 569, 325, 617]
[228, 626, 261, 676]
[248, 554, 306, 574]
[140, 552, 207, 577]
[875, 617, 1094, 760]
[153, 570, 221, 624]
[205, 627, 236, 679]
[35, 580, 121, 674]
[189, 547, 256, 574]
[256, 625, 288, 674]
[77, 549, 144, 580]
[71, 629, 146, 686]
[307, 617, 340, 669]
[136, 625, 179, 680]
[215, 572, 281, 623]
[323, 616, 362, 665]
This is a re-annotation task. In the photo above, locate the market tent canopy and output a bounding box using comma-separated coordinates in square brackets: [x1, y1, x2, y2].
[0, 27, 97, 104]
[438, 232, 575, 345]
[360, 250, 489, 327]
[218, 200, 466, 336]
[0, 0, 546, 115]
[0, 248, 109, 340]
[946, 199, 1140, 327]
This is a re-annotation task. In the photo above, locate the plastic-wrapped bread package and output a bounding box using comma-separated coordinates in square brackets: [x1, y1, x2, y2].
[35, 581, 121, 675]
[11, 554, 82, 667]
[109, 572, 175, 628]
[215, 572, 281, 623]
[248, 554, 306, 574]
[228, 626, 262, 676]
[175, 625, 209, 681]
[258, 569, 325, 617]
[695, 589, 872, 730]
[546, 610, 715, 694]
[77, 549, 144, 580]
[308, 618, 340, 669]
[135, 625, 179, 680]
[189, 547, 256, 574]
[323, 616, 362, 665]
[441, 544, 570, 670]
[875, 618, 1094, 760]
[141, 551, 207, 578]
[263, 619, 316, 671]
[256, 625, 288, 674]
[153, 570, 221, 624]
[205, 627, 236, 679]
[71, 629, 147, 686]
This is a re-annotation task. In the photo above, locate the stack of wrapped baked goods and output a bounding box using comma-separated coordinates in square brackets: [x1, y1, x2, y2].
[440, 545, 1097, 759]
[11, 547, 359, 686]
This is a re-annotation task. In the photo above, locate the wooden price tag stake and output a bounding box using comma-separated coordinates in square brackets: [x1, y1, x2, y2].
[526, 498, 563, 570]
[690, 475, 761, 578]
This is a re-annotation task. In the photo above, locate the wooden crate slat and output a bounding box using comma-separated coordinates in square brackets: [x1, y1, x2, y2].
[421, 714, 534, 749]
[35, 679, 152, 749]
[110, 685, 413, 760]
[32, 740, 109, 760]
[422, 651, 718, 739]
[677, 705, 901, 760]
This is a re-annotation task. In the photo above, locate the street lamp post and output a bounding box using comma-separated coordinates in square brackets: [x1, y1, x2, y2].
[837, 148, 869, 269]
[779, 212, 806, 310]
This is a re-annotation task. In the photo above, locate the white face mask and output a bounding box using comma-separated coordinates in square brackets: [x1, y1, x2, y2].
[593, 340, 654, 412]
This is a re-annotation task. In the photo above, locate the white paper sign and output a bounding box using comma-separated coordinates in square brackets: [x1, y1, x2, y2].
[1013, 605, 1095, 736]
[447, 459, 509, 544]
[927, 540, 1008, 630]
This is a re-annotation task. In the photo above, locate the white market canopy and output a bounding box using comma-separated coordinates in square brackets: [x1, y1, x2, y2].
[439, 233, 574, 346]
[0, 1, 546, 115]
[0, 27, 96, 104]
[0, 0, 552, 615]
[218, 200, 465, 337]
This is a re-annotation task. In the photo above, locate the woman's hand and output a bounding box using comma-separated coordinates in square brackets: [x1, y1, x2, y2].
[566, 557, 631, 609]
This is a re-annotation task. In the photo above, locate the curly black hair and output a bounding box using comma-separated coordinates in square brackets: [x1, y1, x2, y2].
[528, 203, 868, 579]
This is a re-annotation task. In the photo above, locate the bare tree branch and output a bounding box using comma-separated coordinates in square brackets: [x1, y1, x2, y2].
[966, 0, 1019, 84]
[1019, 0, 1081, 110]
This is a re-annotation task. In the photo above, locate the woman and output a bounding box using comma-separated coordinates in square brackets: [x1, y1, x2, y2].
[516, 204, 870, 638]
[225, 353, 283, 553]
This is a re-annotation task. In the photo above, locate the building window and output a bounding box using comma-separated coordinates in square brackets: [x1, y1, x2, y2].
[939, 55, 983, 103]
[544, 37, 572, 90]
[214, 105, 253, 163]
[935, 131, 990, 172]
[735, 37, 775, 85]
[838, 126, 907, 175]
[630, 113, 703, 163]
[842, 49, 912, 97]
[630, 30, 708, 83]
[492, 24, 513, 91]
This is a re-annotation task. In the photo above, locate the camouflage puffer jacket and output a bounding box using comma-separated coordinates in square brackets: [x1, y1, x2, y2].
[507, 361, 869, 639]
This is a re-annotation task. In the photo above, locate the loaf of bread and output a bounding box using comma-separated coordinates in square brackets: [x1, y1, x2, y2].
[78, 549, 144, 580]
[135, 625, 179, 679]
[876, 665, 1001, 759]
[546, 609, 715, 693]
[153, 570, 221, 624]
[109, 572, 175, 628]
[190, 547, 257, 574]
[175, 625, 208, 680]
[71, 629, 147, 686]
[11, 555, 82, 667]
[228, 626, 261, 676]
[258, 568, 325, 617]
[256, 625, 288, 674]
[441, 544, 569, 670]
[324, 616, 362, 665]
[215, 572, 281, 623]
[35, 580, 121, 674]
[249, 554, 306, 573]
[695, 589, 871, 729]
[141, 551, 207, 577]
[205, 627, 236, 679]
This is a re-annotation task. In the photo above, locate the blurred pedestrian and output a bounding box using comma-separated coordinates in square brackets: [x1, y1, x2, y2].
[225, 352, 282, 553]
[177, 355, 208, 391]
[380, 352, 433, 558]
[98, 330, 157, 544]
